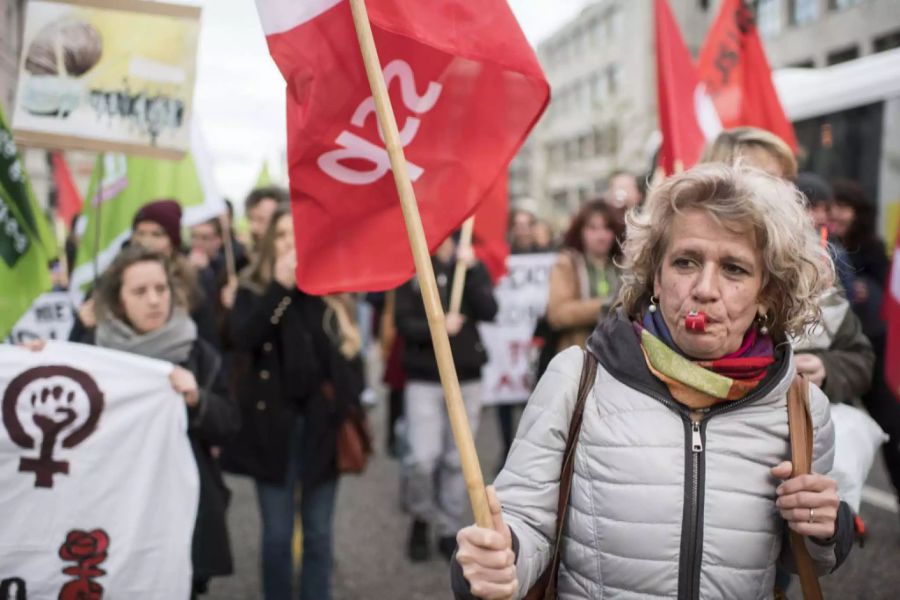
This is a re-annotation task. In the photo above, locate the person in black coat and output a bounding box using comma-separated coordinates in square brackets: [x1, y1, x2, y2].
[394, 234, 498, 562]
[89, 244, 238, 597]
[221, 205, 362, 600]
[830, 179, 900, 507]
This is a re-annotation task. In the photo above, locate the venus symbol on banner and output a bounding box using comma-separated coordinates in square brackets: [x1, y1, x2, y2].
[2, 366, 104, 488]
[317, 59, 443, 185]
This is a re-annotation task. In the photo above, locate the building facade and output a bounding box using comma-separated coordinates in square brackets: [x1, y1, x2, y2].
[514, 0, 900, 226]
[1, 0, 24, 113]
[510, 0, 715, 226]
[755, 0, 900, 67]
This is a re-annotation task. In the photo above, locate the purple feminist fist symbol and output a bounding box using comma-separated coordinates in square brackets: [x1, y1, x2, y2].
[2, 366, 104, 488]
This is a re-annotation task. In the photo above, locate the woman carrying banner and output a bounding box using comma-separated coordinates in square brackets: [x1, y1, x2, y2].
[544, 200, 624, 354]
[91, 244, 238, 598]
[221, 205, 364, 600]
[451, 164, 854, 599]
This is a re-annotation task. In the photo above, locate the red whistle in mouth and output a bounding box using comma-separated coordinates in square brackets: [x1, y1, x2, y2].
[685, 310, 707, 332]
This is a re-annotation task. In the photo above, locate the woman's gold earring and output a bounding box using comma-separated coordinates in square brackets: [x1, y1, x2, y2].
[649, 295, 659, 314]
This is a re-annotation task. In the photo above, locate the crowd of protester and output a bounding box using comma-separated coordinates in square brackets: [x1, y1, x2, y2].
[21, 125, 896, 599]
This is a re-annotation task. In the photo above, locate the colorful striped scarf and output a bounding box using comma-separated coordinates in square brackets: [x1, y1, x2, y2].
[634, 311, 775, 408]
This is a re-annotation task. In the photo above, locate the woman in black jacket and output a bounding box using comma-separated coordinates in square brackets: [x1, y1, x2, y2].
[222, 205, 361, 600]
[91, 245, 238, 598]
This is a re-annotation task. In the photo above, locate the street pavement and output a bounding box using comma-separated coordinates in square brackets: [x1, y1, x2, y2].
[209, 394, 900, 600]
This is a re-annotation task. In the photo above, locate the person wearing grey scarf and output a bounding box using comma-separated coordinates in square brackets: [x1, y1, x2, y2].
[91, 244, 239, 595]
[96, 309, 197, 364]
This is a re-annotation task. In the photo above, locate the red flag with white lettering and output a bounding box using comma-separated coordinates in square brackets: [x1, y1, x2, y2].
[697, 0, 798, 150]
[654, 0, 722, 174]
[884, 228, 900, 401]
[255, 0, 548, 294]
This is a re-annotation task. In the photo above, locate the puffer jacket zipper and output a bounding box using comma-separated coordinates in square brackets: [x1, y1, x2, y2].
[682, 392, 776, 599]
[683, 411, 706, 600]
[622, 383, 779, 600]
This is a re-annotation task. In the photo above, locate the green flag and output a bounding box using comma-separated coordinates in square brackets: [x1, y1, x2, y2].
[70, 138, 221, 297]
[256, 160, 272, 187]
[0, 103, 56, 339]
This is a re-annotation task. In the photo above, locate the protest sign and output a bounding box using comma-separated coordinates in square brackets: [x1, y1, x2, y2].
[0, 341, 198, 598]
[479, 253, 556, 405]
[5, 292, 75, 344]
[12, 0, 200, 160]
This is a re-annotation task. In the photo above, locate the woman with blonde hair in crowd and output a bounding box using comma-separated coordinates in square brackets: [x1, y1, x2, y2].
[221, 205, 363, 600]
[700, 126, 798, 179]
[451, 163, 853, 599]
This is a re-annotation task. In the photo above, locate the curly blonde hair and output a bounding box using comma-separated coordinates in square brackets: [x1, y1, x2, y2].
[617, 163, 831, 339]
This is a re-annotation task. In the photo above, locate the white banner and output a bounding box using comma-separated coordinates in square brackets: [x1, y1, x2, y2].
[5, 292, 75, 345]
[479, 253, 556, 405]
[0, 342, 198, 599]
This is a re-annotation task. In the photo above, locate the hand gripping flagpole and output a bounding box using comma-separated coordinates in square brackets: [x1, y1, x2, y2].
[348, 0, 493, 529]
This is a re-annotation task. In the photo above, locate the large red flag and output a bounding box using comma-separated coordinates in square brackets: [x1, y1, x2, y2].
[255, 0, 548, 294]
[51, 152, 83, 230]
[654, 0, 722, 174]
[884, 229, 900, 401]
[472, 176, 509, 284]
[697, 0, 798, 150]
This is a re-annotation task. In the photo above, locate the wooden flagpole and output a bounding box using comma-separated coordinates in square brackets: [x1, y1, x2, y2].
[448, 215, 475, 315]
[348, 0, 492, 529]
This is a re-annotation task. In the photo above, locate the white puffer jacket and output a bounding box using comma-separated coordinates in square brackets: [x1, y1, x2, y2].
[491, 315, 851, 600]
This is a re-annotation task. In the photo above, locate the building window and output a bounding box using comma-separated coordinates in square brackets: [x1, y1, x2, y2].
[826, 45, 859, 65]
[607, 123, 620, 155]
[787, 58, 816, 67]
[573, 28, 585, 56]
[593, 128, 605, 156]
[590, 17, 604, 46]
[607, 64, 621, 97]
[607, 8, 623, 39]
[756, 0, 783, 38]
[552, 191, 569, 213]
[591, 72, 607, 106]
[874, 29, 900, 53]
[699, 0, 710, 10]
[790, 0, 819, 26]
[564, 139, 578, 162]
[829, 0, 863, 10]
[546, 143, 560, 168]
[579, 134, 592, 159]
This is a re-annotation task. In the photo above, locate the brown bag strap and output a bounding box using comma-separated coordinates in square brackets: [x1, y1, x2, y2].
[786, 374, 824, 600]
[542, 350, 597, 598]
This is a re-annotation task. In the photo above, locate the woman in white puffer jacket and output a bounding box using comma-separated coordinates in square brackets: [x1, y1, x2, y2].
[452, 164, 854, 600]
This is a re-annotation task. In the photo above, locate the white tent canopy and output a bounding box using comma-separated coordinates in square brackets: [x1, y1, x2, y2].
[774, 48, 900, 121]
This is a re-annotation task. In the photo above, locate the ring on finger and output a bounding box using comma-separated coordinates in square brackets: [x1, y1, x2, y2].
[808, 507, 815, 523]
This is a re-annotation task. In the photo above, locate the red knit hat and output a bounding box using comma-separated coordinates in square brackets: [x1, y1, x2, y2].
[132, 199, 183, 249]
